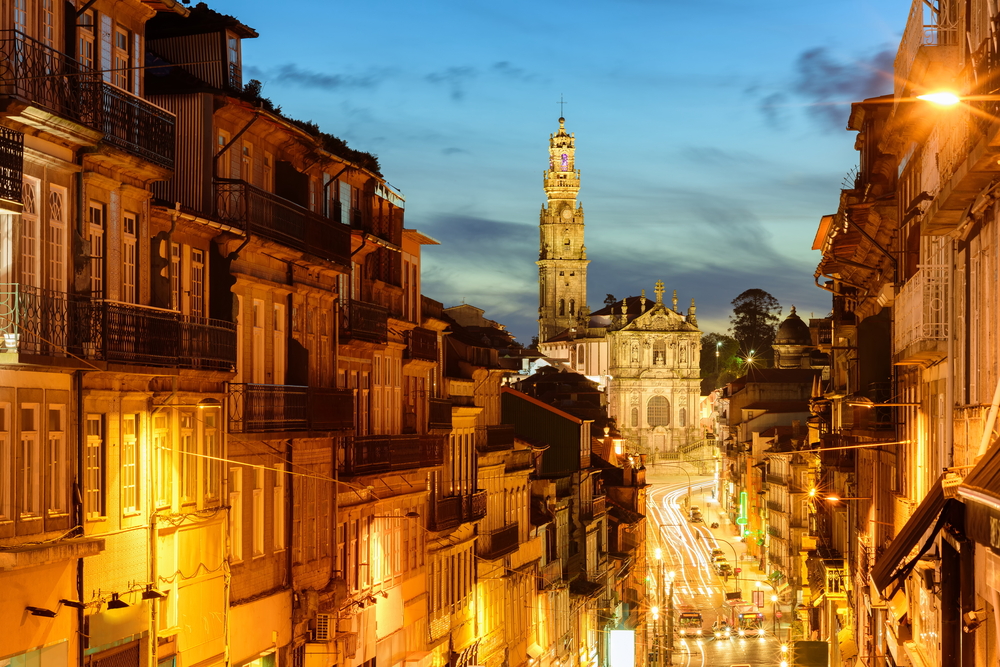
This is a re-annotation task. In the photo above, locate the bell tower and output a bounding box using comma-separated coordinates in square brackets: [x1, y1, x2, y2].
[538, 117, 589, 343]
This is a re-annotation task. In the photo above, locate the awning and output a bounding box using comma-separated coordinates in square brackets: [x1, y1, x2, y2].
[959, 437, 1000, 511]
[838, 628, 858, 662]
[871, 475, 946, 595]
[526, 644, 544, 660]
[887, 590, 907, 621]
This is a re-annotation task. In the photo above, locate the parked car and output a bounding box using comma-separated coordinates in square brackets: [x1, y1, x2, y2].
[689, 505, 703, 522]
[710, 548, 725, 559]
[714, 560, 732, 576]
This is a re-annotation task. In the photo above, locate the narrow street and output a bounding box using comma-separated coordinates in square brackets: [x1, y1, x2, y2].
[646, 462, 787, 667]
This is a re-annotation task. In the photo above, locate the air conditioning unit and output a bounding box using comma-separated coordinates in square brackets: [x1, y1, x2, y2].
[314, 613, 333, 642]
[337, 632, 358, 659]
[337, 616, 353, 633]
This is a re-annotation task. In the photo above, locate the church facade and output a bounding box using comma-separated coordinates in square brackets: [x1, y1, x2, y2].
[534, 117, 703, 456]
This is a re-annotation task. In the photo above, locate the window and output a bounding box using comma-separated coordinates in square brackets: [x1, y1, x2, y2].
[227, 33, 241, 88]
[48, 186, 66, 293]
[252, 299, 265, 383]
[88, 203, 104, 297]
[217, 131, 230, 178]
[263, 152, 273, 191]
[154, 414, 171, 507]
[19, 404, 39, 517]
[47, 406, 66, 515]
[179, 412, 195, 503]
[679, 407, 687, 428]
[559, 299, 565, 316]
[78, 11, 95, 70]
[204, 409, 220, 502]
[253, 468, 264, 557]
[241, 142, 253, 182]
[0, 405, 9, 521]
[41, 0, 55, 47]
[122, 212, 137, 303]
[190, 249, 204, 316]
[13, 0, 26, 33]
[21, 179, 39, 287]
[630, 407, 638, 428]
[229, 468, 242, 562]
[122, 414, 138, 514]
[84, 415, 104, 518]
[569, 299, 575, 316]
[113, 25, 131, 91]
[274, 462, 286, 551]
[170, 243, 181, 310]
[653, 340, 666, 365]
[273, 303, 285, 384]
[647, 396, 670, 427]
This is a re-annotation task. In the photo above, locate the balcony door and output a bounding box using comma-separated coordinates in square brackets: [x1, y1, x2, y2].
[252, 299, 264, 384]
[272, 302, 285, 384]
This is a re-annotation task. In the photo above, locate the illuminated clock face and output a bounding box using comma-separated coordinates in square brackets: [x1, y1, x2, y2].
[562, 209, 572, 219]
[561, 153, 569, 170]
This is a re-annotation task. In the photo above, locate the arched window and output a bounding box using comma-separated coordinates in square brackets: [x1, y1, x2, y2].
[570, 349, 576, 367]
[569, 299, 575, 316]
[653, 340, 666, 365]
[559, 299, 565, 316]
[679, 407, 687, 427]
[579, 345, 585, 366]
[630, 407, 638, 428]
[647, 396, 670, 427]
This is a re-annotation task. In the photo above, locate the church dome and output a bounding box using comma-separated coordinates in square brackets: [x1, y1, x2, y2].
[775, 306, 810, 345]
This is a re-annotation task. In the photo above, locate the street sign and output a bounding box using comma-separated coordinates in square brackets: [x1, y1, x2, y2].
[734, 567, 741, 574]
[776, 611, 783, 619]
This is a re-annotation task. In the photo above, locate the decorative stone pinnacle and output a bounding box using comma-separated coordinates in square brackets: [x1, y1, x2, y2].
[654, 280, 664, 304]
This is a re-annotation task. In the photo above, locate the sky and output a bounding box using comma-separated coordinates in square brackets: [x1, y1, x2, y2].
[210, 0, 906, 344]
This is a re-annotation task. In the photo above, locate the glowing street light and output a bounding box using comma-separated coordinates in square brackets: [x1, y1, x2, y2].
[917, 91, 961, 105]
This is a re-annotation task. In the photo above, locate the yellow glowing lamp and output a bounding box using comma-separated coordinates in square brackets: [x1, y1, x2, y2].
[654, 548, 662, 560]
[917, 91, 961, 106]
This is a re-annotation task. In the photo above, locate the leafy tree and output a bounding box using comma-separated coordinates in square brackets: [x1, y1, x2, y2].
[700, 332, 740, 393]
[604, 294, 616, 307]
[728, 289, 782, 367]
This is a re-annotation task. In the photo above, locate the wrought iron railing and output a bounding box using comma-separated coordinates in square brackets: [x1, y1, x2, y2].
[766, 499, 785, 513]
[0, 285, 236, 369]
[428, 398, 452, 430]
[477, 424, 515, 451]
[466, 489, 487, 521]
[0, 30, 101, 128]
[405, 326, 437, 360]
[539, 559, 563, 589]
[580, 495, 607, 521]
[340, 434, 444, 476]
[477, 523, 519, 560]
[215, 179, 351, 266]
[100, 83, 175, 169]
[766, 473, 786, 485]
[430, 495, 461, 531]
[343, 299, 388, 343]
[0, 126, 23, 204]
[228, 383, 353, 433]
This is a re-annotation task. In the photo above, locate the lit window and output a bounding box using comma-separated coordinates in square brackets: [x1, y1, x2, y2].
[84, 415, 104, 518]
[647, 396, 670, 427]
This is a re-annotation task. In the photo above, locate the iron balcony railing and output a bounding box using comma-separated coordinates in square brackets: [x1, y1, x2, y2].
[405, 326, 437, 360]
[477, 523, 519, 560]
[477, 424, 515, 452]
[0, 126, 23, 204]
[580, 495, 607, 521]
[539, 559, 563, 589]
[228, 383, 353, 433]
[342, 299, 388, 344]
[0, 284, 235, 369]
[428, 397, 452, 430]
[340, 434, 444, 476]
[215, 179, 351, 266]
[766, 473, 786, 486]
[429, 489, 486, 531]
[0, 30, 101, 128]
[767, 499, 785, 513]
[100, 83, 175, 169]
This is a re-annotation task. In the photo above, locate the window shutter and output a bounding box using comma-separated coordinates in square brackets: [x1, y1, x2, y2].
[100, 15, 113, 83]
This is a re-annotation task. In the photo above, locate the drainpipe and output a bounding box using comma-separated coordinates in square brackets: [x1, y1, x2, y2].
[945, 238, 955, 469]
[75, 369, 85, 667]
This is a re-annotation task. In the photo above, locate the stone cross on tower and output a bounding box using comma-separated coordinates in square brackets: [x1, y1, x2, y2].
[654, 280, 665, 304]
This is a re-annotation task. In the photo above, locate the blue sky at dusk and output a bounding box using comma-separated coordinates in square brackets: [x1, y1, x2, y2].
[210, 0, 904, 344]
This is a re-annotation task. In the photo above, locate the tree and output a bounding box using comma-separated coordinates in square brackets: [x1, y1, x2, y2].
[700, 332, 740, 393]
[604, 294, 616, 307]
[728, 289, 782, 367]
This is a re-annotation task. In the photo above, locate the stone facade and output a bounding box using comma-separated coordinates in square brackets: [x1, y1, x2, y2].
[538, 118, 588, 344]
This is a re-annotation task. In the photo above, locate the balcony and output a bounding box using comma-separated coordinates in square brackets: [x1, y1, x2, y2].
[405, 327, 437, 361]
[0, 30, 101, 132]
[0, 126, 23, 205]
[539, 558, 563, 589]
[477, 424, 515, 452]
[339, 434, 444, 476]
[766, 499, 785, 513]
[100, 83, 175, 170]
[505, 448, 533, 473]
[580, 495, 607, 521]
[0, 285, 235, 370]
[895, 0, 959, 99]
[477, 523, 519, 560]
[228, 383, 353, 433]
[894, 264, 948, 363]
[428, 398, 452, 430]
[429, 489, 486, 531]
[765, 473, 786, 486]
[215, 179, 351, 266]
[342, 299, 388, 344]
